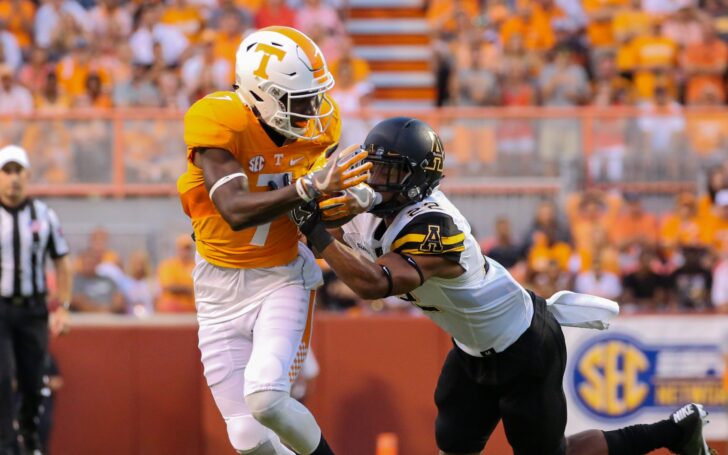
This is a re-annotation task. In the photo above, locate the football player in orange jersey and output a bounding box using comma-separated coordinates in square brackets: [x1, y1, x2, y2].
[177, 26, 376, 455]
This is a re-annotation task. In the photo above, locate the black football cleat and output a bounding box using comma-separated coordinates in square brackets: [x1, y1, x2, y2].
[668, 403, 716, 455]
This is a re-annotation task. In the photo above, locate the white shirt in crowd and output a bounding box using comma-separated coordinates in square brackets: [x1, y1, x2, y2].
[181, 54, 230, 93]
[129, 24, 189, 66]
[35, 0, 89, 48]
[574, 270, 622, 301]
[0, 31, 21, 73]
[0, 84, 33, 115]
[711, 259, 728, 310]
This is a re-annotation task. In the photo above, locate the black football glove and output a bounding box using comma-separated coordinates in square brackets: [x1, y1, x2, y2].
[289, 200, 333, 253]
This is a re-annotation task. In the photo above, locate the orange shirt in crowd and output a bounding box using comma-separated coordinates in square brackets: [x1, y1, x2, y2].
[573, 246, 621, 274]
[631, 35, 678, 99]
[528, 232, 572, 272]
[0, 0, 35, 48]
[701, 214, 728, 252]
[583, 0, 629, 48]
[236, 0, 263, 12]
[56, 59, 111, 98]
[427, 0, 480, 33]
[609, 212, 659, 247]
[659, 213, 706, 249]
[682, 39, 728, 104]
[161, 4, 203, 40]
[329, 56, 370, 85]
[157, 257, 195, 312]
[612, 8, 653, 43]
[686, 112, 728, 157]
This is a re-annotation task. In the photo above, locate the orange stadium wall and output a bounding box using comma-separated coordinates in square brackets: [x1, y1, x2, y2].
[49, 316, 727, 455]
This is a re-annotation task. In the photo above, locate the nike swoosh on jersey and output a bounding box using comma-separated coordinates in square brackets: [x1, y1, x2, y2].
[290, 157, 304, 166]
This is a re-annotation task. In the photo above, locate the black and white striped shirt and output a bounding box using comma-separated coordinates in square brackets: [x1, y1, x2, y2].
[0, 199, 69, 297]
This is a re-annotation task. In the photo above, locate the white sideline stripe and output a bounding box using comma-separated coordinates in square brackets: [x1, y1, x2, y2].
[354, 46, 432, 60]
[369, 71, 434, 87]
[349, 0, 423, 7]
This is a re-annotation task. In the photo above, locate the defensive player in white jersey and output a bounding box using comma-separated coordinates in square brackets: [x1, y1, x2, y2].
[290, 117, 714, 455]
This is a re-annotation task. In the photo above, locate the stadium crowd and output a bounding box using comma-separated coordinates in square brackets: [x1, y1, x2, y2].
[4, 0, 728, 316]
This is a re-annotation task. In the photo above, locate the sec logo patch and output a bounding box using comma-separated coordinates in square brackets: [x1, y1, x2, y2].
[249, 155, 265, 173]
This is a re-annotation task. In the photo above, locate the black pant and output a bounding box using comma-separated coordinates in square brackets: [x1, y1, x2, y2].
[0, 301, 48, 454]
[434, 293, 568, 455]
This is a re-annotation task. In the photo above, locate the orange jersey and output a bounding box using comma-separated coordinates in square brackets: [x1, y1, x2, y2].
[178, 91, 341, 269]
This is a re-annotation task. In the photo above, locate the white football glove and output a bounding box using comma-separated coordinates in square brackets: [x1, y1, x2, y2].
[295, 144, 372, 202]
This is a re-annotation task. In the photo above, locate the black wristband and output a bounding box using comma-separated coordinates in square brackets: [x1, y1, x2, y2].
[308, 223, 334, 253]
[380, 265, 394, 297]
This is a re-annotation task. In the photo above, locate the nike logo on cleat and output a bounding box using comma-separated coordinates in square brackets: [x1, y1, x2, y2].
[673, 406, 695, 422]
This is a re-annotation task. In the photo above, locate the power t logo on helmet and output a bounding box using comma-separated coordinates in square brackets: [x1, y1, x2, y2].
[236, 26, 336, 140]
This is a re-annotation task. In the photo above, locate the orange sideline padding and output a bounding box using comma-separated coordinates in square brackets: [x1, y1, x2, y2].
[48, 316, 727, 455]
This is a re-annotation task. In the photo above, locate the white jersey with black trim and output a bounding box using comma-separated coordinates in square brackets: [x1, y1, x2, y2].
[341, 189, 534, 354]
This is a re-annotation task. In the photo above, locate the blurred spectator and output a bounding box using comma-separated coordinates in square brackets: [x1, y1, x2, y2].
[0, 20, 21, 73]
[317, 270, 360, 311]
[452, 43, 500, 106]
[125, 250, 157, 317]
[662, 6, 706, 47]
[702, 189, 728, 252]
[528, 258, 573, 299]
[666, 246, 713, 309]
[682, 23, 728, 105]
[56, 39, 110, 100]
[566, 190, 620, 253]
[157, 234, 195, 313]
[538, 45, 589, 172]
[704, 0, 728, 42]
[574, 255, 622, 299]
[482, 216, 522, 269]
[0, 65, 33, 115]
[636, 84, 686, 178]
[630, 21, 678, 101]
[0, 0, 35, 51]
[212, 13, 246, 72]
[34, 0, 89, 50]
[130, 4, 189, 67]
[113, 64, 161, 107]
[613, 0, 653, 47]
[88, 0, 133, 42]
[698, 166, 727, 218]
[18, 47, 53, 94]
[582, 0, 622, 54]
[255, 0, 296, 29]
[710, 246, 728, 311]
[35, 71, 72, 112]
[295, 0, 345, 41]
[71, 119, 113, 182]
[329, 55, 373, 148]
[161, 0, 204, 40]
[642, 0, 695, 15]
[181, 30, 231, 99]
[428, 0, 480, 36]
[73, 73, 112, 108]
[329, 37, 370, 85]
[621, 249, 668, 310]
[158, 70, 189, 110]
[609, 193, 659, 250]
[71, 249, 125, 313]
[88, 226, 120, 265]
[521, 200, 572, 254]
[207, 0, 252, 31]
[659, 191, 705, 258]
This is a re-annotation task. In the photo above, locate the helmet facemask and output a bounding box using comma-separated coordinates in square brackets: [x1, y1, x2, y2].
[364, 146, 423, 217]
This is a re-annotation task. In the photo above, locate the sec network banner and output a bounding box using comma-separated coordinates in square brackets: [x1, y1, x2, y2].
[563, 315, 728, 440]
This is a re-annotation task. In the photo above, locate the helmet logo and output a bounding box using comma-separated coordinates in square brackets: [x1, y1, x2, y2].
[423, 130, 444, 172]
[420, 225, 444, 253]
[248, 155, 266, 173]
[253, 43, 287, 80]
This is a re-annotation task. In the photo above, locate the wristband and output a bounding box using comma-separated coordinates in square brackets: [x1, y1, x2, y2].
[307, 223, 334, 253]
[380, 265, 394, 297]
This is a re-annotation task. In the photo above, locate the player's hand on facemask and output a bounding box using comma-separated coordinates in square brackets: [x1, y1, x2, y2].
[295, 144, 372, 202]
[318, 183, 380, 221]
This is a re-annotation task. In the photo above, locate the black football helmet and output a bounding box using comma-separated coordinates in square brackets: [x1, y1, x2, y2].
[363, 117, 445, 217]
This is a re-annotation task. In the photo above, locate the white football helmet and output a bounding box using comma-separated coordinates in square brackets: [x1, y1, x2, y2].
[235, 26, 335, 140]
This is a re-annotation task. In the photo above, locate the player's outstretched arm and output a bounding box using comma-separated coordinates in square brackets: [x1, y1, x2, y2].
[195, 147, 303, 230]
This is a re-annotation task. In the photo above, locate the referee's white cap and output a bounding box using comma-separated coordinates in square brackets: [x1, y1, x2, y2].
[0, 145, 30, 169]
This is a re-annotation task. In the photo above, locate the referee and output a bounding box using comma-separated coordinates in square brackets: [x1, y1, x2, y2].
[0, 145, 71, 455]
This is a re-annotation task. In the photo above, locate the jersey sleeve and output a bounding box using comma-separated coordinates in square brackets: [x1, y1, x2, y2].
[183, 94, 244, 161]
[46, 207, 70, 259]
[390, 212, 466, 262]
